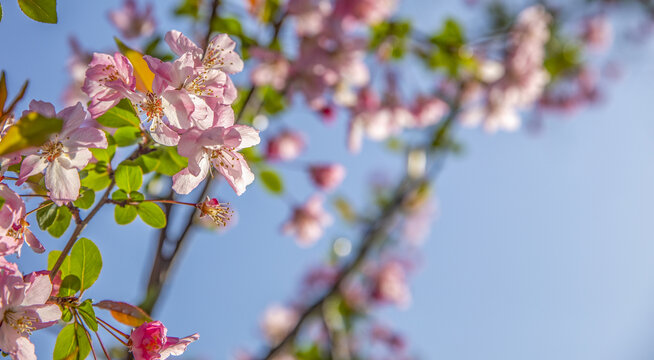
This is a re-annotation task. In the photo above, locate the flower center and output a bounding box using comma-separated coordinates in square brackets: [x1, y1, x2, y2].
[5, 222, 23, 240]
[101, 64, 120, 83]
[203, 46, 233, 69]
[198, 200, 232, 227]
[143, 334, 163, 353]
[3, 309, 37, 335]
[185, 71, 215, 97]
[41, 141, 64, 162]
[207, 147, 237, 169]
[139, 92, 164, 122]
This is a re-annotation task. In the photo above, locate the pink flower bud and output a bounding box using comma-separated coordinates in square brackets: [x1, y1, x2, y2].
[130, 321, 199, 360]
[308, 164, 346, 191]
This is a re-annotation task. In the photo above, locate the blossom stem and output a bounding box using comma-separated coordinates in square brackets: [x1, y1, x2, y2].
[145, 199, 196, 207]
[95, 331, 112, 360]
[50, 178, 116, 280]
[73, 310, 98, 360]
[25, 201, 53, 216]
[260, 95, 463, 360]
[97, 321, 130, 347]
[96, 317, 131, 339]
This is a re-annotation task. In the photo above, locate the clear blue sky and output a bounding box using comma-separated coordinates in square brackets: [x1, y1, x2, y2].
[2, 0, 654, 359]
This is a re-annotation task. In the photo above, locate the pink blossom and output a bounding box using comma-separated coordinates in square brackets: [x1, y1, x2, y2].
[0, 185, 43, 256]
[250, 48, 290, 90]
[308, 163, 346, 191]
[582, 15, 612, 51]
[372, 261, 411, 309]
[108, 0, 156, 39]
[172, 123, 260, 195]
[266, 130, 305, 162]
[128, 53, 222, 145]
[287, 0, 332, 36]
[260, 305, 298, 345]
[282, 195, 332, 247]
[164, 30, 244, 74]
[63, 37, 92, 106]
[82, 52, 136, 118]
[17, 101, 108, 205]
[0, 269, 61, 360]
[462, 5, 551, 132]
[196, 196, 232, 227]
[409, 96, 449, 128]
[332, 0, 397, 27]
[130, 321, 199, 360]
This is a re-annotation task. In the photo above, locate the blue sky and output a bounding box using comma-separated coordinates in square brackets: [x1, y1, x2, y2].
[3, 0, 654, 359]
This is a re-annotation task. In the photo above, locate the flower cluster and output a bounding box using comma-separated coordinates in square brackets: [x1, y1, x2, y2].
[83, 30, 260, 195]
[462, 5, 552, 132]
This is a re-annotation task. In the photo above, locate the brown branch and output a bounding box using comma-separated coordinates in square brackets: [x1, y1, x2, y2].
[138, 9, 289, 315]
[203, 0, 222, 48]
[50, 179, 116, 280]
[259, 98, 462, 359]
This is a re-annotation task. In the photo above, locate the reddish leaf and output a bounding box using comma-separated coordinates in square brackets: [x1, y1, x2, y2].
[94, 300, 152, 327]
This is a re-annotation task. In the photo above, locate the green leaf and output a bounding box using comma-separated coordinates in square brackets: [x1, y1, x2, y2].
[48, 250, 74, 279]
[115, 204, 137, 225]
[53, 323, 91, 360]
[95, 99, 140, 128]
[0, 3, 3, 22]
[260, 169, 283, 194]
[69, 238, 102, 293]
[115, 162, 143, 192]
[113, 127, 141, 147]
[59, 275, 80, 297]
[78, 300, 98, 332]
[47, 206, 71, 238]
[81, 162, 111, 191]
[61, 308, 73, 322]
[18, 0, 57, 24]
[137, 202, 166, 228]
[260, 86, 286, 115]
[0, 196, 5, 209]
[156, 146, 187, 176]
[130, 191, 144, 201]
[111, 189, 128, 201]
[36, 202, 57, 230]
[0, 112, 62, 156]
[73, 189, 95, 210]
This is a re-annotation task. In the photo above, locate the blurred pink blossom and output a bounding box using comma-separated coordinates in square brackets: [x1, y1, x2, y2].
[282, 195, 332, 246]
[108, 0, 156, 39]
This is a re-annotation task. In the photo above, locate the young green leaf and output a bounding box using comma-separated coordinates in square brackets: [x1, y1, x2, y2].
[73, 189, 95, 210]
[47, 206, 71, 238]
[115, 162, 143, 192]
[137, 202, 166, 228]
[69, 238, 102, 293]
[48, 250, 73, 281]
[95, 98, 140, 128]
[115, 204, 138, 225]
[53, 323, 91, 360]
[113, 127, 141, 147]
[81, 162, 111, 191]
[18, 0, 57, 24]
[0, 112, 62, 156]
[59, 275, 81, 297]
[36, 202, 57, 230]
[77, 300, 98, 332]
[260, 169, 284, 194]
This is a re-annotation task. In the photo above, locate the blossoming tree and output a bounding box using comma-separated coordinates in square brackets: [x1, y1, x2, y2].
[0, 0, 644, 358]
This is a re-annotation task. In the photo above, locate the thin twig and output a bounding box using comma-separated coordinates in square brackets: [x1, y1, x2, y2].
[50, 179, 116, 280]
